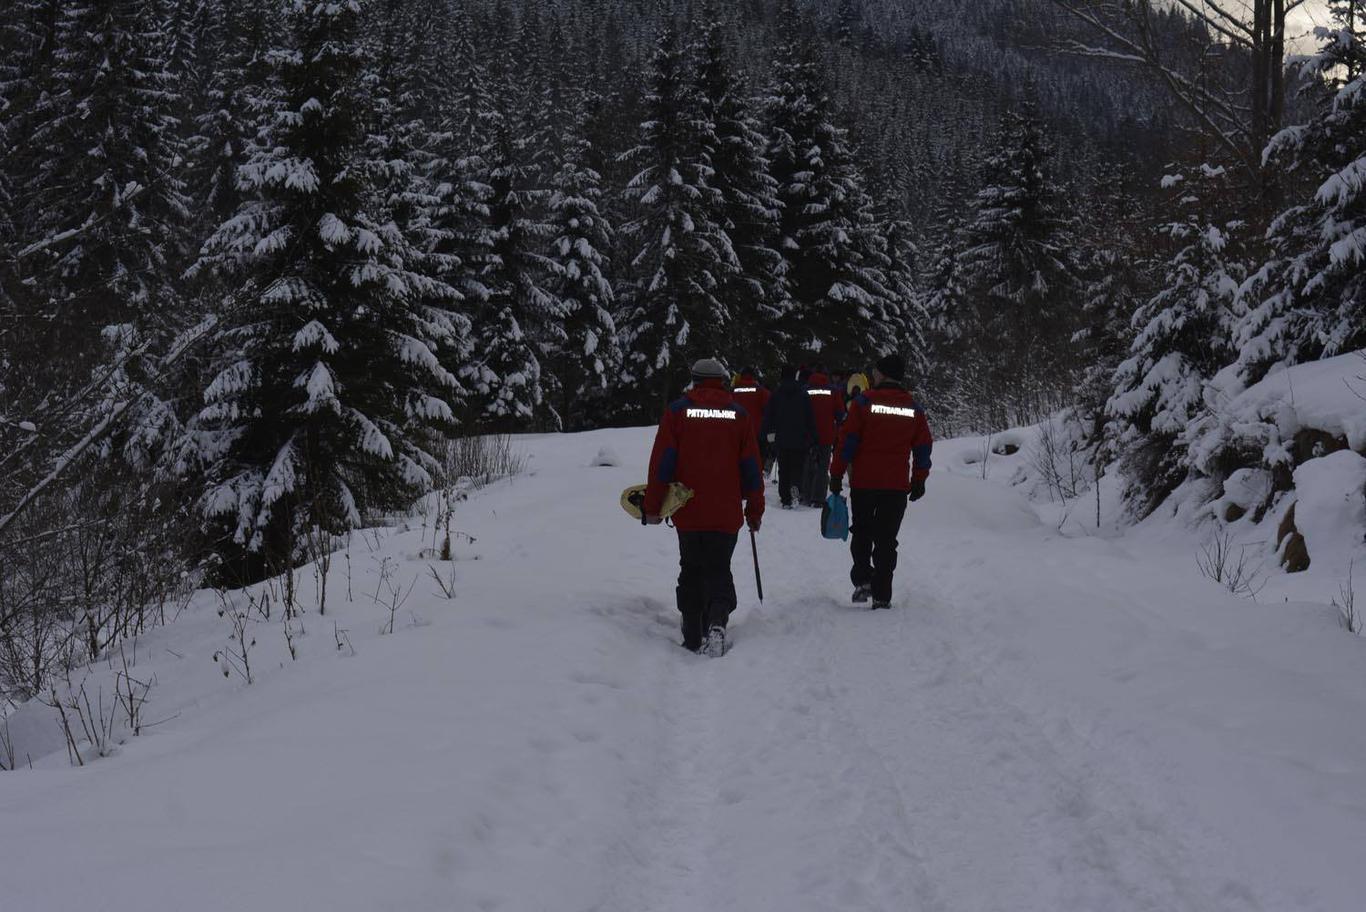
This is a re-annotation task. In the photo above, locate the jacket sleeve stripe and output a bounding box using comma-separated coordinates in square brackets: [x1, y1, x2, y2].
[657, 446, 679, 483]
[840, 431, 861, 464]
[739, 456, 762, 494]
[912, 443, 933, 472]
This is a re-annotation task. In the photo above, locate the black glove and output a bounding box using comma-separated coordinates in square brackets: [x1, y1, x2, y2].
[829, 476, 843, 494]
[908, 478, 926, 502]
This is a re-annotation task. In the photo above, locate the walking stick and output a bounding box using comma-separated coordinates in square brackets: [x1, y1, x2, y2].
[750, 529, 764, 602]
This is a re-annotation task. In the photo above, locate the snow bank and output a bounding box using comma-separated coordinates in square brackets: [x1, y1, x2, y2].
[1176, 353, 1366, 581]
[1189, 352, 1366, 474]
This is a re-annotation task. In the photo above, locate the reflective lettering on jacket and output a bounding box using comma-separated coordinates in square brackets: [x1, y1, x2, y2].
[732, 387, 758, 393]
[808, 389, 832, 397]
[686, 408, 738, 420]
[870, 404, 917, 418]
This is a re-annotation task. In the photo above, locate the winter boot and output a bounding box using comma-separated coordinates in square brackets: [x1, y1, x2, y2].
[852, 585, 872, 604]
[871, 599, 891, 610]
[681, 617, 704, 653]
[703, 625, 728, 657]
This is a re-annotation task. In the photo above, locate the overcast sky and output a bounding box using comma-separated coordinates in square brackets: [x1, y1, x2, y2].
[1286, 1, 1334, 52]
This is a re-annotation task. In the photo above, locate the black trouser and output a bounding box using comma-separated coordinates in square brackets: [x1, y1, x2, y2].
[849, 489, 909, 603]
[776, 448, 807, 507]
[803, 444, 832, 505]
[676, 531, 739, 648]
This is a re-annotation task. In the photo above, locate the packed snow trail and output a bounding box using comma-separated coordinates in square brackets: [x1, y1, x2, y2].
[3, 427, 1366, 912]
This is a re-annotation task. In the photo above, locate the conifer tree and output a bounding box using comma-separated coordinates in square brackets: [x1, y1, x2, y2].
[1106, 165, 1243, 516]
[765, 13, 892, 364]
[426, 12, 525, 423]
[694, 15, 788, 363]
[618, 28, 737, 399]
[958, 106, 1081, 402]
[190, 0, 462, 574]
[880, 217, 929, 377]
[922, 218, 968, 356]
[436, 12, 557, 425]
[1235, 15, 1366, 384]
[544, 129, 621, 430]
[1072, 163, 1149, 445]
[22, 0, 191, 386]
[0, 0, 60, 264]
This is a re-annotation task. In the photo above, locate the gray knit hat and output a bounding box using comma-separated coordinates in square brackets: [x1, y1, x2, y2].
[690, 357, 729, 381]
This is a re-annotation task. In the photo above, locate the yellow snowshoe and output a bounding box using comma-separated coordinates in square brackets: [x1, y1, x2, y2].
[620, 482, 694, 523]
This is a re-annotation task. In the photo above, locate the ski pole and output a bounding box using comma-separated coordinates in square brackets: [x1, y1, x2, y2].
[750, 528, 764, 602]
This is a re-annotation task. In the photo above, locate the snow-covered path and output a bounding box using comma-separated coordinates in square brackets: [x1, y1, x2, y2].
[4, 427, 1366, 911]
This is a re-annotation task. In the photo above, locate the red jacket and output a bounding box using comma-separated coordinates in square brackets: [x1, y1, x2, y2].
[805, 372, 846, 446]
[830, 382, 933, 492]
[644, 382, 766, 533]
[731, 375, 771, 427]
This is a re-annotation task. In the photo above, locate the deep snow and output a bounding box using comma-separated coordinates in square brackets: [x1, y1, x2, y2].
[3, 426, 1366, 911]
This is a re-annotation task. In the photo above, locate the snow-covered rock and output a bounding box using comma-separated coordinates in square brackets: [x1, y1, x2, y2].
[1214, 467, 1274, 522]
[1188, 353, 1366, 478]
[1293, 450, 1366, 579]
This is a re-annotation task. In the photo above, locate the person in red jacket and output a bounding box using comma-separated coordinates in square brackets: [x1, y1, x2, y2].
[801, 366, 846, 506]
[828, 354, 933, 609]
[644, 358, 766, 656]
[731, 366, 772, 465]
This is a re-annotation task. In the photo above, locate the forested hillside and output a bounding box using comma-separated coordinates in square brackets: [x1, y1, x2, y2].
[1, 0, 1363, 708]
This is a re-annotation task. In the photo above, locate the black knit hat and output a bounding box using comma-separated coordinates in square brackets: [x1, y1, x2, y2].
[875, 353, 905, 382]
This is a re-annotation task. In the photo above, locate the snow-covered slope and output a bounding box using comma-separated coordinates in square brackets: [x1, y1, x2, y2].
[3, 427, 1365, 911]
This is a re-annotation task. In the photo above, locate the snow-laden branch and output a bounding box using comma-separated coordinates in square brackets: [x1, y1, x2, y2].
[0, 316, 216, 539]
[12, 185, 147, 261]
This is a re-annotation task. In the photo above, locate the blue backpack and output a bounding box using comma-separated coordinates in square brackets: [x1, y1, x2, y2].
[821, 493, 849, 541]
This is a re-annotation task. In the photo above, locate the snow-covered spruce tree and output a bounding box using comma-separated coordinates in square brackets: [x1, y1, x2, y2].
[170, 0, 220, 219]
[0, 22, 21, 319]
[429, 4, 495, 303]
[543, 100, 621, 431]
[424, 9, 511, 424]
[190, 0, 462, 579]
[957, 105, 1081, 419]
[1106, 165, 1244, 518]
[0, 0, 56, 273]
[694, 16, 789, 365]
[435, 13, 556, 427]
[764, 13, 893, 366]
[1234, 14, 1366, 385]
[20, 0, 191, 389]
[618, 28, 738, 402]
[1072, 162, 1151, 448]
[187, 0, 281, 238]
[364, 0, 474, 422]
[921, 216, 968, 359]
[918, 217, 980, 433]
[469, 90, 557, 425]
[879, 217, 929, 379]
[1326, 0, 1366, 81]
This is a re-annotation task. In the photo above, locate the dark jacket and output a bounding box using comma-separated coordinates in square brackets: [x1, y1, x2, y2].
[644, 381, 766, 534]
[761, 377, 818, 451]
[830, 381, 933, 491]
